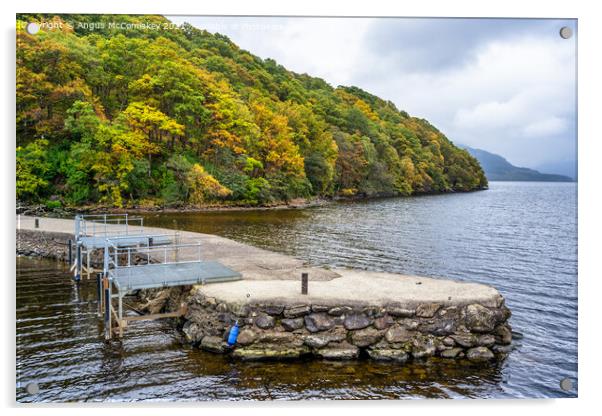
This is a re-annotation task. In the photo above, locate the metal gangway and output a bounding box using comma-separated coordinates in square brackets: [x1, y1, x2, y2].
[97, 229, 242, 339]
[71, 214, 172, 280]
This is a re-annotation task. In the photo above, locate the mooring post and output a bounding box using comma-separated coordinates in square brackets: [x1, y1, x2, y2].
[96, 273, 102, 317]
[118, 292, 124, 338]
[301, 272, 308, 295]
[86, 249, 91, 279]
[75, 242, 82, 282]
[34, 218, 39, 228]
[104, 275, 111, 340]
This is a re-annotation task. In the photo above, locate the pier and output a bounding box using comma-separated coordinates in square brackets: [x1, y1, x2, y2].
[16, 215, 512, 360]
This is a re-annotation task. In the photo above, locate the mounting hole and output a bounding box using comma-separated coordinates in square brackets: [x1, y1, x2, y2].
[25, 22, 40, 35]
[560, 378, 573, 391]
[559, 26, 573, 39]
[25, 382, 39, 395]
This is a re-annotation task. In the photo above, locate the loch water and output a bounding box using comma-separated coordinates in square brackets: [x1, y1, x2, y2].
[16, 181, 577, 401]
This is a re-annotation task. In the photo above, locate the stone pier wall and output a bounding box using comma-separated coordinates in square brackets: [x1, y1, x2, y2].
[181, 288, 513, 362]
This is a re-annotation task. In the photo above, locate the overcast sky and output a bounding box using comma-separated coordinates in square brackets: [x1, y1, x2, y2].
[167, 16, 577, 176]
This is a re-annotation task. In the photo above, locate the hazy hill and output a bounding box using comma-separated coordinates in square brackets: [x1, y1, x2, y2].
[462, 146, 574, 182]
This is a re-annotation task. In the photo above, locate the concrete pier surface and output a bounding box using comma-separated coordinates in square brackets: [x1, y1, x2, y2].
[16, 215, 503, 309]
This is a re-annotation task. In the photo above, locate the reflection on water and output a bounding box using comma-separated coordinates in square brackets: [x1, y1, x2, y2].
[16, 257, 508, 401]
[17, 182, 577, 400]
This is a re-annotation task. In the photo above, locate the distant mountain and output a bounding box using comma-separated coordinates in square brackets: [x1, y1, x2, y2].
[461, 146, 574, 182]
[535, 160, 577, 181]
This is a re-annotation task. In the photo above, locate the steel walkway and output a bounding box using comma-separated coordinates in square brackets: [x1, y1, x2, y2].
[111, 261, 242, 293]
[71, 213, 243, 339]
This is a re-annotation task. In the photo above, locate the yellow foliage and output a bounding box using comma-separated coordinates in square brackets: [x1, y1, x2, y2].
[354, 99, 379, 122]
[340, 188, 358, 197]
[187, 164, 232, 205]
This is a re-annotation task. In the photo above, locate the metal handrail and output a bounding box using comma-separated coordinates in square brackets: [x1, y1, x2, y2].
[105, 233, 177, 251]
[103, 235, 201, 275]
[75, 213, 144, 240]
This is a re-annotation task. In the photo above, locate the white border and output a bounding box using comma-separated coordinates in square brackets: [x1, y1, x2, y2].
[2, 0, 600, 414]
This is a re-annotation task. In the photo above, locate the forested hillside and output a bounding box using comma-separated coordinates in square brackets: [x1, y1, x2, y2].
[16, 14, 487, 208]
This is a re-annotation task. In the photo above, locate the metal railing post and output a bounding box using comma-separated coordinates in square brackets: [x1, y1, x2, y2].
[74, 215, 80, 241]
[97, 272, 103, 316]
[103, 239, 110, 275]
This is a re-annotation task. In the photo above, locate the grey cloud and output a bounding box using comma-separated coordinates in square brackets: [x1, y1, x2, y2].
[362, 18, 575, 73]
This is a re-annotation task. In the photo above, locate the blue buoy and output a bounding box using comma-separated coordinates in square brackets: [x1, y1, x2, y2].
[227, 321, 239, 346]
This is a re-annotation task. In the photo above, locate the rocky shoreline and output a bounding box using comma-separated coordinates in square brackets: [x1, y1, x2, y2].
[16, 186, 488, 217]
[16, 197, 330, 217]
[16, 229, 72, 263]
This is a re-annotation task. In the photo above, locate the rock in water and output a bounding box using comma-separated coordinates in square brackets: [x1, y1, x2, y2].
[411, 336, 436, 359]
[316, 342, 359, 360]
[477, 334, 496, 347]
[367, 349, 409, 362]
[232, 345, 310, 360]
[450, 332, 477, 348]
[200, 335, 227, 353]
[464, 304, 497, 332]
[440, 347, 464, 358]
[182, 321, 204, 345]
[494, 324, 513, 345]
[466, 346, 495, 362]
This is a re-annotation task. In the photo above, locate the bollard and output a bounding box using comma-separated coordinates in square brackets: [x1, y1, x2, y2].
[301, 272, 308, 295]
[68, 239, 72, 265]
[34, 218, 39, 228]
